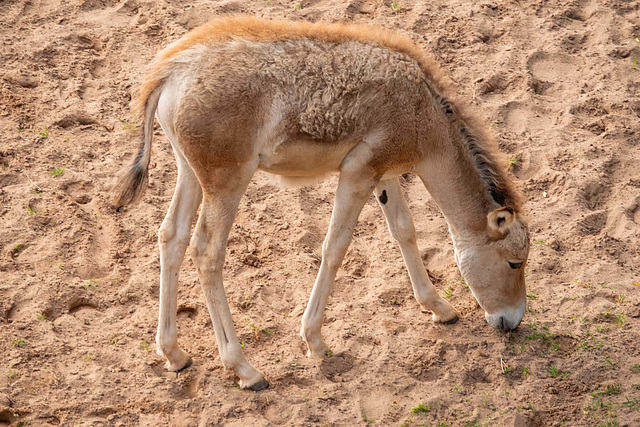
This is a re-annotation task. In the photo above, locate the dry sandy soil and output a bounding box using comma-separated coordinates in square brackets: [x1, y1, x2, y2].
[1, 0, 640, 425]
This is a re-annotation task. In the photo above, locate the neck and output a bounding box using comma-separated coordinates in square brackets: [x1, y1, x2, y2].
[414, 132, 498, 236]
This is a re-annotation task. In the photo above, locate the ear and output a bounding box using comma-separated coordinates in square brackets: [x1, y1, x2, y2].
[487, 206, 515, 238]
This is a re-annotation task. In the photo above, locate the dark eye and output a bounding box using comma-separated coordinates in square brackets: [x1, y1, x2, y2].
[508, 261, 523, 269]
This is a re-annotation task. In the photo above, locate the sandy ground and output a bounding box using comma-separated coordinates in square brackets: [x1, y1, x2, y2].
[1, 0, 640, 425]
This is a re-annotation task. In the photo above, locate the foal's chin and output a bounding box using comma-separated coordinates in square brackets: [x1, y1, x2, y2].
[484, 303, 525, 332]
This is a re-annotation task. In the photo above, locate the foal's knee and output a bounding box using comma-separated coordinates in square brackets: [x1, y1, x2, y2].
[189, 228, 224, 277]
[390, 213, 416, 245]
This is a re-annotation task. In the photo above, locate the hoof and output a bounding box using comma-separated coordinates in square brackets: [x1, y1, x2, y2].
[164, 355, 192, 372]
[440, 314, 459, 325]
[246, 378, 270, 391]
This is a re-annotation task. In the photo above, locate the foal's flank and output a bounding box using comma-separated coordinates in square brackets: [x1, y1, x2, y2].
[114, 16, 530, 391]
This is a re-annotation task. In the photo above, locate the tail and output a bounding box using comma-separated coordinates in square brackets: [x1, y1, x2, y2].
[112, 89, 161, 209]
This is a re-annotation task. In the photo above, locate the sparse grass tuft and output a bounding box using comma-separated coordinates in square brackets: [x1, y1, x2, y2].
[622, 396, 640, 412]
[50, 167, 64, 177]
[522, 366, 530, 378]
[37, 127, 48, 138]
[121, 120, 138, 132]
[36, 313, 46, 320]
[548, 366, 570, 379]
[508, 157, 519, 169]
[615, 312, 626, 328]
[139, 339, 151, 352]
[592, 384, 621, 397]
[411, 403, 431, 413]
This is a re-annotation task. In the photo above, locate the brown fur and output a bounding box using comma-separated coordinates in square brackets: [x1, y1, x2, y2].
[134, 16, 449, 117]
[123, 16, 521, 215]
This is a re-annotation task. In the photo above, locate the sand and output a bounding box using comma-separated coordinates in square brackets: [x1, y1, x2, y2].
[1, 0, 639, 425]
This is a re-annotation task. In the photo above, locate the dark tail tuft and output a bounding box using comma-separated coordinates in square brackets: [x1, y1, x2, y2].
[112, 143, 149, 209]
[112, 89, 161, 210]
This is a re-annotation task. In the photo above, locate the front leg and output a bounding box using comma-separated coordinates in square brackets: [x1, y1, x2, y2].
[374, 177, 459, 323]
[300, 160, 378, 358]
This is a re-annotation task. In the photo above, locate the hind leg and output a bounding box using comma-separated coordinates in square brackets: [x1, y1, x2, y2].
[374, 178, 458, 323]
[156, 150, 203, 371]
[190, 159, 268, 390]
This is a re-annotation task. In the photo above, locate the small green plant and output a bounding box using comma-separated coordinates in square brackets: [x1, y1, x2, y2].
[37, 127, 48, 138]
[508, 157, 519, 168]
[533, 239, 546, 245]
[633, 56, 638, 70]
[631, 364, 640, 372]
[139, 339, 151, 352]
[522, 366, 530, 378]
[362, 415, 375, 424]
[616, 312, 626, 328]
[36, 313, 46, 320]
[13, 243, 24, 253]
[622, 396, 640, 412]
[592, 384, 622, 397]
[390, 2, 401, 10]
[294, 2, 302, 9]
[527, 292, 537, 300]
[13, 338, 25, 347]
[574, 279, 592, 288]
[84, 279, 98, 289]
[617, 294, 626, 303]
[26, 205, 36, 216]
[121, 120, 138, 132]
[579, 332, 604, 352]
[443, 287, 452, 298]
[411, 403, 431, 413]
[325, 350, 333, 357]
[548, 366, 570, 379]
[50, 167, 64, 177]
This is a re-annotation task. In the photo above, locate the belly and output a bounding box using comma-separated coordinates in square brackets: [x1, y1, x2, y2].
[257, 138, 358, 177]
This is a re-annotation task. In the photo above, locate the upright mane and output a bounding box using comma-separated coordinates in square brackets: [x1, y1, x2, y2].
[437, 96, 523, 213]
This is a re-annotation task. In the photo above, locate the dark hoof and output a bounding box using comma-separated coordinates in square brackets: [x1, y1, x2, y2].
[441, 315, 460, 325]
[247, 378, 270, 391]
[176, 357, 193, 372]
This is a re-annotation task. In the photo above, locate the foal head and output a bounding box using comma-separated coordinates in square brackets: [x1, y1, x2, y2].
[453, 207, 530, 332]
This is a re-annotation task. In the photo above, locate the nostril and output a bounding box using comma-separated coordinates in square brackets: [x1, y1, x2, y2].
[500, 316, 513, 332]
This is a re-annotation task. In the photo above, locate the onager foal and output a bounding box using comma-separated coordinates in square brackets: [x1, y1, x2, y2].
[114, 17, 530, 391]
